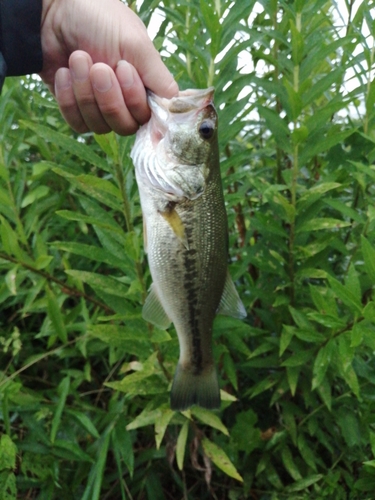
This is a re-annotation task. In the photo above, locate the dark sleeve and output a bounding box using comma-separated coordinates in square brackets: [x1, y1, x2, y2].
[0, 0, 43, 89]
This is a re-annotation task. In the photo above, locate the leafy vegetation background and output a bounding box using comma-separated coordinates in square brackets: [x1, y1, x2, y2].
[1, 0, 375, 498]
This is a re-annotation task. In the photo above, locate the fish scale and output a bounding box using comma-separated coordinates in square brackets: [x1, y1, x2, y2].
[131, 88, 246, 410]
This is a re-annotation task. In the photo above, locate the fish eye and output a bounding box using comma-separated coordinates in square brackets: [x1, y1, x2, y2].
[198, 120, 215, 140]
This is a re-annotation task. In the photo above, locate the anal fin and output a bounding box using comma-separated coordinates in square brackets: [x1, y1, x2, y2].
[142, 284, 171, 330]
[217, 271, 247, 319]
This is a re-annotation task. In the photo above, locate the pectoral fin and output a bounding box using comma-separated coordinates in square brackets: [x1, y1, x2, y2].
[160, 207, 189, 250]
[217, 271, 247, 319]
[142, 284, 171, 330]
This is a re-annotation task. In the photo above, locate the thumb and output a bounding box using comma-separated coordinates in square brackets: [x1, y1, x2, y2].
[130, 44, 179, 99]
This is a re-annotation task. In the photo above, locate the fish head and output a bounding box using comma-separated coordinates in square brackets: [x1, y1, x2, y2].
[148, 87, 218, 168]
[132, 88, 218, 201]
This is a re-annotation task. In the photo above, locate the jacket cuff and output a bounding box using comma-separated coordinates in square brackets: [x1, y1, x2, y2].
[0, 0, 43, 76]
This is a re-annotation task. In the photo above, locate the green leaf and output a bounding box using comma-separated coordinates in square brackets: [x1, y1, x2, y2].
[176, 420, 189, 471]
[113, 423, 134, 477]
[191, 406, 229, 436]
[312, 340, 335, 390]
[0, 471, 16, 500]
[150, 328, 172, 343]
[50, 376, 70, 443]
[82, 431, 110, 500]
[199, 0, 221, 57]
[52, 167, 122, 211]
[223, 352, 238, 390]
[350, 322, 364, 347]
[21, 185, 49, 208]
[54, 439, 94, 462]
[281, 445, 302, 480]
[297, 433, 318, 471]
[317, 376, 332, 410]
[327, 275, 362, 314]
[249, 374, 280, 398]
[337, 408, 361, 447]
[88, 323, 149, 346]
[298, 182, 341, 204]
[202, 437, 243, 482]
[282, 348, 315, 367]
[294, 328, 326, 343]
[324, 199, 364, 223]
[288, 306, 313, 330]
[283, 78, 303, 120]
[66, 270, 129, 298]
[50, 241, 129, 272]
[361, 236, 375, 283]
[34, 255, 53, 270]
[286, 366, 300, 397]
[280, 326, 295, 356]
[344, 365, 361, 399]
[66, 410, 100, 439]
[56, 210, 125, 235]
[107, 375, 167, 396]
[0, 435, 17, 470]
[285, 474, 323, 492]
[303, 69, 344, 106]
[0, 216, 31, 262]
[94, 132, 119, 160]
[155, 408, 175, 449]
[21, 121, 109, 171]
[290, 19, 304, 65]
[363, 302, 375, 321]
[297, 218, 351, 232]
[126, 409, 163, 431]
[300, 129, 354, 164]
[46, 286, 67, 344]
[5, 267, 17, 295]
[220, 389, 238, 402]
[307, 312, 346, 329]
[258, 106, 290, 151]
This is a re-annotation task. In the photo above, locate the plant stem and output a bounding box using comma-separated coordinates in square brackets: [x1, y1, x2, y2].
[288, 12, 302, 305]
[0, 144, 29, 248]
[273, 3, 283, 185]
[113, 152, 147, 301]
[185, 8, 192, 80]
[114, 160, 133, 234]
[207, 57, 215, 88]
[364, 43, 375, 135]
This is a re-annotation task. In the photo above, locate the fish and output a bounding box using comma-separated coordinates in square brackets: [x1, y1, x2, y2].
[130, 87, 246, 411]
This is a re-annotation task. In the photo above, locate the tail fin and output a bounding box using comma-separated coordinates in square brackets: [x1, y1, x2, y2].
[170, 364, 220, 411]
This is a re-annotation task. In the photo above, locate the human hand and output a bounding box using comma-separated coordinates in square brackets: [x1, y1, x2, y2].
[40, 0, 178, 135]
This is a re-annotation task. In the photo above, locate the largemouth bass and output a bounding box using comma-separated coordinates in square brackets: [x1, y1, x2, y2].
[131, 88, 246, 410]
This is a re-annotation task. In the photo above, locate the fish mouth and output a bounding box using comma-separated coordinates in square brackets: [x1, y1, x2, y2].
[147, 87, 215, 116]
[146, 87, 216, 147]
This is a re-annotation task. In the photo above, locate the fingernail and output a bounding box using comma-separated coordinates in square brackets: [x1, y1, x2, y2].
[92, 68, 113, 93]
[71, 58, 90, 82]
[117, 60, 134, 89]
[55, 69, 72, 91]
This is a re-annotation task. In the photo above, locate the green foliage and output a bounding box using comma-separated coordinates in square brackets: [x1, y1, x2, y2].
[1, 0, 375, 498]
